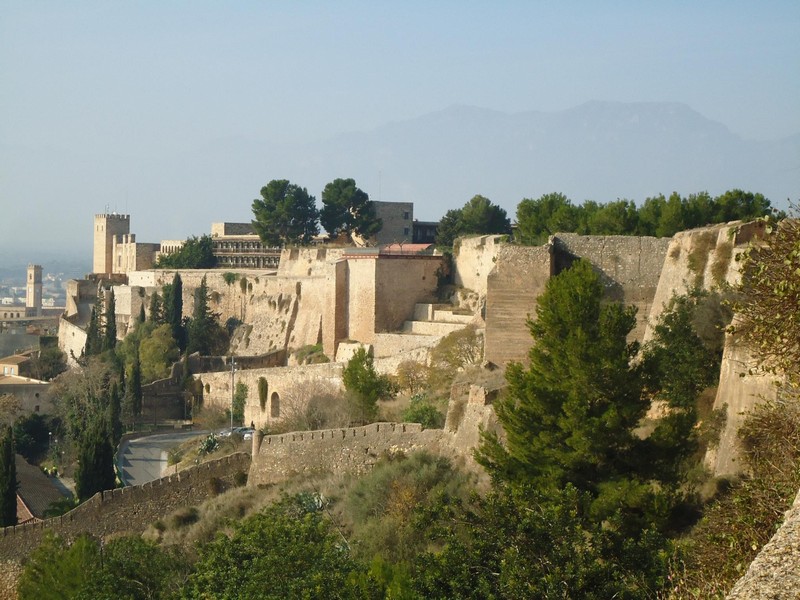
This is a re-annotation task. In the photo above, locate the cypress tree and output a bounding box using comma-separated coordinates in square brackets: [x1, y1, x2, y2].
[148, 291, 163, 323]
[138, 302, 146, 324]
[75, 416, 115, 501]
[103, 288, 117, 352]
[84, 290, 104, 357]
[124, 353, 143, 429]
[186, 276, 214, 355]
[164, 274, 185, 352]
[0, 426, 17, 526]
[109, 382, 122, 446]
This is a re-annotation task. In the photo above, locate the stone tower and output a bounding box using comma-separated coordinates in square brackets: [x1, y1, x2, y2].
[93, 213, 130, 275]
[26, 264, 42, 317]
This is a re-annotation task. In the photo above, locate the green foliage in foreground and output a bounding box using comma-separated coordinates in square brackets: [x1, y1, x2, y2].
[343, 348, 396, 422]
[0, 425, 16, 527]
[156, 235, 217, 269]
[183, 494, 366, 600]
[18, 533, 188, 600]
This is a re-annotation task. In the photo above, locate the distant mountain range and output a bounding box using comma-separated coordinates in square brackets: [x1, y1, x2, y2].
[1, 101, 797, 259]
[295, 101, 799, 221]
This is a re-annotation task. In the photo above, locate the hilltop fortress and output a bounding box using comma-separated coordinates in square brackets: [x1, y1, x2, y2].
[0, 212, 785, 596]
[61, 212, 778, 480]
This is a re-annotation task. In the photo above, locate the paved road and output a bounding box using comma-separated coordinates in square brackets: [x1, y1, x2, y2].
[118, 430, 207, 486]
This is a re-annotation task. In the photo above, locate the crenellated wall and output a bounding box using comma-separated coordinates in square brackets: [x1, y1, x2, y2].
[0, 453, 251, 592]
[249, 422, 445, 485]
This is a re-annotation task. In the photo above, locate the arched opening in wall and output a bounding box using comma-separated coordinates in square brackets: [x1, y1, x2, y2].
[270, 392, 280, 418]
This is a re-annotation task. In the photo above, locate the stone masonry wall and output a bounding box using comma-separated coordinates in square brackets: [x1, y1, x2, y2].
[249, 422, 444, 485]
[484, 244, 553, 366]
[452, 235, 505, 298]
[374, 257, 441, 333]
[196, 362, 344, 430]
[553, 233, 670, 342]
[0, 453, 251, 593]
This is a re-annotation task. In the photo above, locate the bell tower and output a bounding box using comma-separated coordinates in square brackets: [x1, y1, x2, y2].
[26, 264, 42, 317]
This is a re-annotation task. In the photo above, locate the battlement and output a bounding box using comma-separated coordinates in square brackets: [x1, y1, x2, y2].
[0, 452, 251, 562]
[250, 422, 442, 485]
[94, 212, 130, 221]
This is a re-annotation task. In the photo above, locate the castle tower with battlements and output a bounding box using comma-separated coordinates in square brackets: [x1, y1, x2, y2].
[93, 213, 130, 275]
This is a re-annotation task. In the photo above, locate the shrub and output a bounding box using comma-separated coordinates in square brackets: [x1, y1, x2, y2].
[234, 470, 248, 487]
[222, 272, 238, 286]
[294, 344, 330, 365]
[198, 433, 219, 456]
[401, 394, 445, 429]
[170, 506, 200, 528]
[207, 477, 224, 496]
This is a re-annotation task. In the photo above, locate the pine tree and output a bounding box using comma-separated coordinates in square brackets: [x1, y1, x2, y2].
[476, 260, 661, 526]
[0, 425, 17, 526]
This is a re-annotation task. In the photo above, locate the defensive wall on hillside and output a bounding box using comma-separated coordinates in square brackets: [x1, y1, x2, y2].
[249, 422, 445, 485]
[0, 453, 251, 593]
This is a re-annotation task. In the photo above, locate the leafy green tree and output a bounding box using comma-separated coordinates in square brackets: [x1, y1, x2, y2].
[156, 235, 217, 269]
[183, 494, 365, 599]
[732, 214, 800, 386]
[515, 192, 578, 245]
[251, 179, 320, 246]
[18, 533, 186, 600]
[412, 483, 670, 599]
[231, 382, 247, 426]
[12, 413, 51, 462]
[713, 189, 773, 223]
[29, 340, 67, 381]
[74, 416, 115, 501]
[84, 536, 191, 600]
[0, 425, 17, 526]
[17, 533, 99, 600]
[401, 395, 444, 429]
[586, 199, 638, 235]
[103, 288, 117, 352]
[435, 195, 510, 248]
[138, 324, 180, 383]
[320, 177, 382, 243]
[343, 348, 395, 422]
[640, 290, 726, 484]
[186, 276, 228, 356]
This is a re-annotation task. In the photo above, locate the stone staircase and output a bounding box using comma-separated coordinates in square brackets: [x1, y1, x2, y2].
[401, 303, 473, 335]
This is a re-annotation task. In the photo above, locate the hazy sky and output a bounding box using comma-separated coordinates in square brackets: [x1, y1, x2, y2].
[1, 1, 798, 263]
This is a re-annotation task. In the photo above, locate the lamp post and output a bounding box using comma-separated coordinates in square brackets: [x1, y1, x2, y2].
[230, 357, 237, 433]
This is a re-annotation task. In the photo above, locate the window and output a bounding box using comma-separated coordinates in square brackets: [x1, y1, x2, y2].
[270, 392, 280, 418]
[403, 211, 410, 220]
[403, 228, 410, 236]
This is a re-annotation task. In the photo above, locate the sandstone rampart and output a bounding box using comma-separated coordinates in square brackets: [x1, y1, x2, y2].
[249, 422, 445, 485]
[0, 452, 251, 591]
[452, 235, 505, 298]
[484, 244, 553, 366]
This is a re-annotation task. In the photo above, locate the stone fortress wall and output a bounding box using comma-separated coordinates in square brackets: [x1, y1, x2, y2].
[0, 453, 251, 593]
[249, 422, 444, 485]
